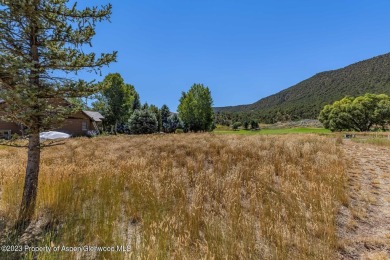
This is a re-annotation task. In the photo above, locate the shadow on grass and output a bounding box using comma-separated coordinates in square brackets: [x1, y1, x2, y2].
[0, 215, 23, 260]
[0, 211, 59, 260]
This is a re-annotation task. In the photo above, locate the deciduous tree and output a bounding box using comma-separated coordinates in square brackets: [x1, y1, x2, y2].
[92, 73, 137, 133]
[177, 83, 214, 132]
[319, 93, 390, 131]
[232, 122, 241, 130]
[250, 120, 259, 130]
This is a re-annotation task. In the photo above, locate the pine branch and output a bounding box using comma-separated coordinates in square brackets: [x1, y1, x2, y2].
[0, 0, 116, 132]
[40, 4, 113, 21]
[0, 139, 66, 149]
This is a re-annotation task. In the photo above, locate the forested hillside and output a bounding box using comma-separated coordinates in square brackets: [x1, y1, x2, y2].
[214, 53, 390, 123]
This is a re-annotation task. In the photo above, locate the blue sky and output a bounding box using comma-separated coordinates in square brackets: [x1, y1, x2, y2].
[80, 0, 390, 110]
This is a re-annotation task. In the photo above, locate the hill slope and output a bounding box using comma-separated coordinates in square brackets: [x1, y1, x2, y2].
[214, 53, 390, 121]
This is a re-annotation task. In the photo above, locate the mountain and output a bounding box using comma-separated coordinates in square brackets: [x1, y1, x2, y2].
[214, 53, 390, 122]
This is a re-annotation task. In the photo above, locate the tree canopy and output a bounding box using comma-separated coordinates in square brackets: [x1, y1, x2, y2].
[178, 83, 214, 132]
[0, 0, 116, 226]
[92, 73, 137, 133]
[319, 93, 390, 132]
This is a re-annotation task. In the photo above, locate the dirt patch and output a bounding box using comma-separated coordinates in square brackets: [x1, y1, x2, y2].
[338, 140, 390, 259]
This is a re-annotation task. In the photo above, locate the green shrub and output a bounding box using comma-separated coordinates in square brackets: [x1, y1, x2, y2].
[175, 128, 184, 134]
[128, 109, 158, 134]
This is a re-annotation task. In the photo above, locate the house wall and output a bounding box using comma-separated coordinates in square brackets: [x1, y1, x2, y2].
[0, 120, 22, 133]
[55, 111, 94, 136]
[0, 120, 23, 138]
[0, 110, 23, 135]
[0, 111, 96, 137]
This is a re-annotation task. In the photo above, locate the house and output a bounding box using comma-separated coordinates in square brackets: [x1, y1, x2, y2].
[0, 99, 104, 139]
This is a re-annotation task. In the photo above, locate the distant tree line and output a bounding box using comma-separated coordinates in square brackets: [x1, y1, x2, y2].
[89, 74, 214, 134]
[214, 108, 296, 127]
[216, 93, 390, 132]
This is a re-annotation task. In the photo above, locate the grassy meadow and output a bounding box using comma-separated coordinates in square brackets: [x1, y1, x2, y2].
[351, 136, 390, 147]
[0, 133, 347, 259]
[214, 127, 331, 135]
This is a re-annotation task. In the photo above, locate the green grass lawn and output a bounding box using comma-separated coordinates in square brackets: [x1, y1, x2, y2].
[214, 127, 331, 135]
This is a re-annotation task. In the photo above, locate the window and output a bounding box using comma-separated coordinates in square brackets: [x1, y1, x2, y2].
[82, 121, 88, 131]
[0, 130, 11, 139]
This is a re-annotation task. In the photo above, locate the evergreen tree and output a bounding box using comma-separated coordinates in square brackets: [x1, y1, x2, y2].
[164, 113, 181, 133]
[0, 0, 116, 227]
[128, 109, 158, 134]
[142, 102, 149, 110]
[67, 97, 89, 110]
[149, 104, 161, 132]
[132, 92, 141, 111]
[160, 104, 171, 132]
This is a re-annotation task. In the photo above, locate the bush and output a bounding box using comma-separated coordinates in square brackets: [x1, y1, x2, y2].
[163, 114, 181, 133]
[250, 120, 259, 130]
[128, 109, 158, 134]
[86, 130, 98, 138]
[175, 128, 184, 134]
[232, 122, 241, 130]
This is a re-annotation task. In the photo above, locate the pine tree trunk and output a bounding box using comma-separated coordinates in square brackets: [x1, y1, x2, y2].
[17, 3, 42, 228]
[17, 133, 40, 229]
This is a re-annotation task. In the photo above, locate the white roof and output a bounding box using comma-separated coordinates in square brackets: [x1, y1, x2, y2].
[40, 131, 70, 140]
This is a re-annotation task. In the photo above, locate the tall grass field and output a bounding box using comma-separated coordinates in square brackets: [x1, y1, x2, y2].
[214, 127, 331, 135]
[0, 134, 347, 259]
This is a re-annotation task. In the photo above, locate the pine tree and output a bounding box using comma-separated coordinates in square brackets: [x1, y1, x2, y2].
[149, 104, 161, 132]
[0, 0, 116, 228]
[128, 109, 158, 134]
[164, 113, 181, 133]
[132, 93, 141, 111]
[160, 104, 171, 132]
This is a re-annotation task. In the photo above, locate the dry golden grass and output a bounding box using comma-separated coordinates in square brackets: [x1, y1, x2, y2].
[361, 251, 389, 260]
[337, 140, 390, 259]
[0, 134, 347, 259]
[352, 137, 390, 147]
